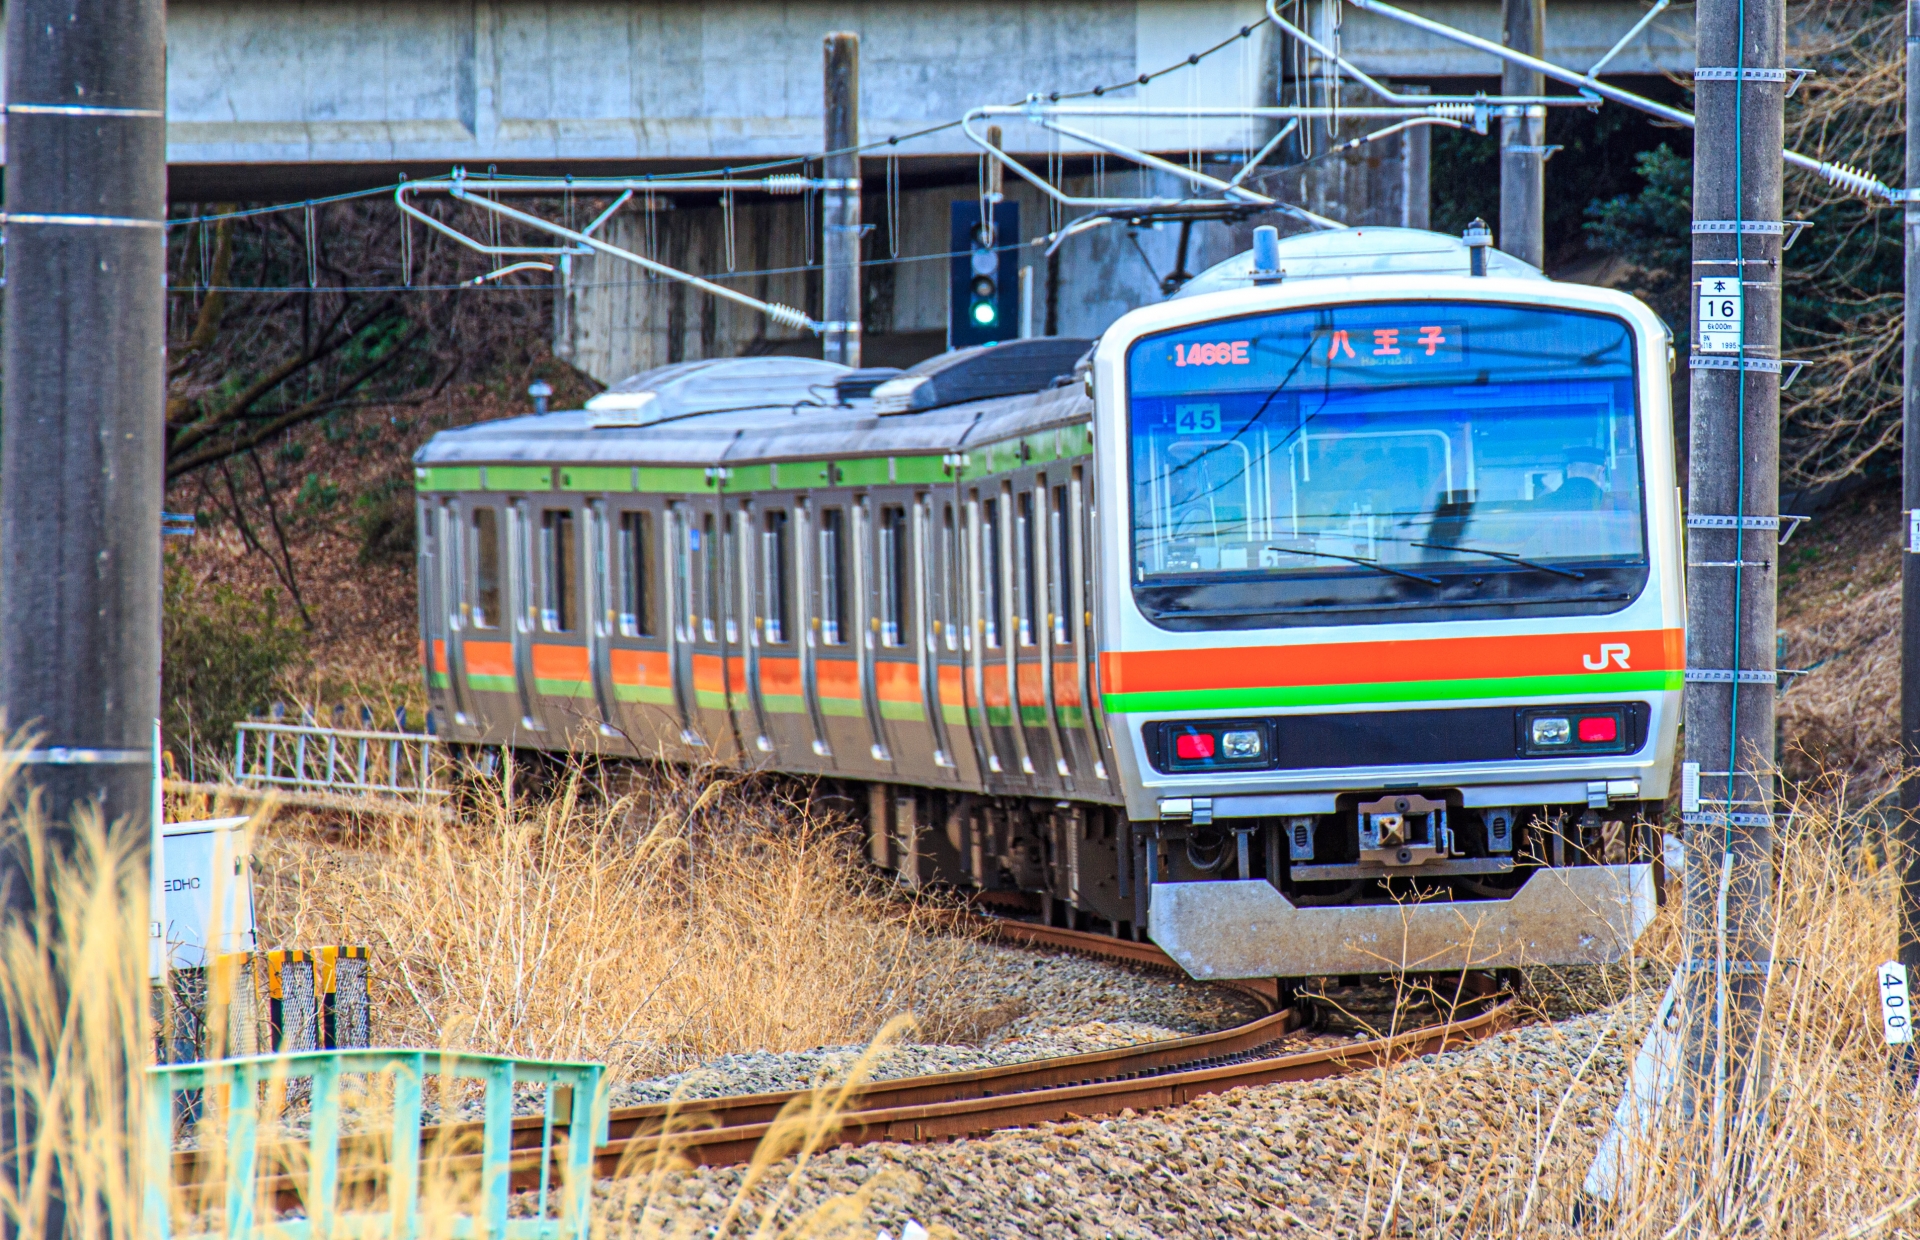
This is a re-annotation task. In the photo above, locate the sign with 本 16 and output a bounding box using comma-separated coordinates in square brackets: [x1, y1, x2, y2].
[1878, 960, 1913, 1045]
[1698, 277, 1743, 353]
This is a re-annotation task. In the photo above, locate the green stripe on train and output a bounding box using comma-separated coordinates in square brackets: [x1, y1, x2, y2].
[467, 673, 517, 693]
[428, 671, 450, 689]
[820, 698, 865, 718]
[536, 679, 595, 699]
[614, 684, 676, 706]
[1100, 670, 1681, 715]
[878, 700, 926, 722]
[761, 692, 807, 715]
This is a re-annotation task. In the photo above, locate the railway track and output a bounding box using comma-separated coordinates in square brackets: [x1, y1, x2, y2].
[168, 918, 1519, 1196]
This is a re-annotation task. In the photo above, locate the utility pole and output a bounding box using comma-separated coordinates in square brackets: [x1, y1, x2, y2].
[1680, 0, 1785, 1177]
[822, 32, 862, 367]
[1900, 0, 1920, 988]
[1499, 0, 1546, 266]
[0, 0, 167, 1226]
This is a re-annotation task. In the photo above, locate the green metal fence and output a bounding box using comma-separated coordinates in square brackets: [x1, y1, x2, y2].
[145, 1048, 607, 1240]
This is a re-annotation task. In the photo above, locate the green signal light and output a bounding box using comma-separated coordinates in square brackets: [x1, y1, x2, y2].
[971, 300, 998, 326]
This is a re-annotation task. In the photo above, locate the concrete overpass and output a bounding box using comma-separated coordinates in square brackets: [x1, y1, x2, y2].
[0, 0, 1693, 196]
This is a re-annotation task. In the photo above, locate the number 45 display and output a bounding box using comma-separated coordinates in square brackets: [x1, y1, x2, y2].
[1698, 277, 1743, 354]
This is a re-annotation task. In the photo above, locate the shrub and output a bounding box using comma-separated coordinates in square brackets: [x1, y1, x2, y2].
[161, 559, 305, 770]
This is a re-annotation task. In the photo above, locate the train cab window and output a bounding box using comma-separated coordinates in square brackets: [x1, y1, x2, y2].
[819, 508, 848, 646]
[616, 511, 654, 637]
[1127, 301, 1649, 629]
[539, 510, 575, 632]
[762, 510, 791, 643]
[471, 507, 501, 630]
[981, 498, 1003, 649]
[877, 505, 908, 647]
[1049, 484, 1072, 646]
[940, 504, 961, 651]
[1015, 490, 1038, 647]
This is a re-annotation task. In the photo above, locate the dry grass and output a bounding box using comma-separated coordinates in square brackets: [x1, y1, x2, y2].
[231, 761, 977, 1082]
[1775, 481, 1905, 790]
[1290, 789, 1920, 1239]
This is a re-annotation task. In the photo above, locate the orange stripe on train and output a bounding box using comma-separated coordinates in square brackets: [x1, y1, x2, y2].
[610, 648, 670, 685]
[463, 641, 514, 679]
[1100, 629, 1684, 694]
[532, 644, 590, 681]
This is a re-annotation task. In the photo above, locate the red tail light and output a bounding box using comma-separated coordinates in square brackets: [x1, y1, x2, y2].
[1175, 732, 1216, 760]
[1578, 716, 1618, 743]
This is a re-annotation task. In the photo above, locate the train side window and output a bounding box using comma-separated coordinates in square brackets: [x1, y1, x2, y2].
[616, 511, 654, 637]
[940, 504, 961, 651]
[539, 510, 575, 632]
[981, 497, 1002, 649]
[762, 510, 791, 643]
[877, 505, 908, 647]
[700, 513, 719, 642]
[1015, 490, 1037, 647]
[672, 509, 695, 643]
[819, 507, 848, 646]
[471, 507, 501, 629]
[722, 512, 740, 643]
[1049, 484, 1071, 646]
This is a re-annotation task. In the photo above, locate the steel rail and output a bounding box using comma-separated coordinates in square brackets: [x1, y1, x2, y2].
[166, 918, 1514, 1195]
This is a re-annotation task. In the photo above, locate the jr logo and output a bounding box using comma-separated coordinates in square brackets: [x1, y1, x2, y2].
[1583, 642, 1632, 671]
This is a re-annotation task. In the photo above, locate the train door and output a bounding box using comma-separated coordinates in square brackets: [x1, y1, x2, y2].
[810, 499, 878, 772]
[603, 500, 689, 758]
[751, 500, 824, 771]
[663, 503, 708, 752]
[1011, 472, 1068, 796]
[581, 499, 630, 752]
[423, 498, 473, 730]
[873, 495, 940, 786]
[791, 500, 836, 770]
[731, 499, 777, 768]
[927, 494, 985, 788]
[965, 486, 1017, 792]
[1060, 465, 1114, 789]
[505, 498, 550, 735]
[688, 501, 744, 761]
[528, 497, 599, 744]
[458, 498, 519, 739]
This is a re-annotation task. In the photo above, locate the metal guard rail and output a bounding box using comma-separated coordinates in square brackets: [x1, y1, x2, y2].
[146, 1048, 607, 1240]
[232, 721, 446, 803]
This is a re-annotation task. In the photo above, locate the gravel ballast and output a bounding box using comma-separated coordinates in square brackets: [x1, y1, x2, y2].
[611, 937, 1269, 1106]
[598, 999, 1653, 1238]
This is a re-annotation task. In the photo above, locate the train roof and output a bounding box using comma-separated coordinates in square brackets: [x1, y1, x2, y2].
[415, 348, 1093, 472]
[1174, 226, 1545, 297]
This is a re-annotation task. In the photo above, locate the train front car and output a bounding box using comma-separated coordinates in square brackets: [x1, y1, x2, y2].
[1090, 230, 1681, 981]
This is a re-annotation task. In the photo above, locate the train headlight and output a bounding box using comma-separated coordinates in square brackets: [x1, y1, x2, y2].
[1530, 717, 1573, 746]
[1220, 730, 1264, 759]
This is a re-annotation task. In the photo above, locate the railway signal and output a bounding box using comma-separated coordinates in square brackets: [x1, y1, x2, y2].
[949, 199, 1019, 349]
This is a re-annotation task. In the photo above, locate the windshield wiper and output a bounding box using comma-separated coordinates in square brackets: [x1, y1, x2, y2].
[1412, 541, 1586, 580]
[1265, 546, 1442, 585]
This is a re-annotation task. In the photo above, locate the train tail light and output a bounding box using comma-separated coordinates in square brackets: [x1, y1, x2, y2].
[1175, 732, 1216, 760]
[1577, 715, 1619, 743]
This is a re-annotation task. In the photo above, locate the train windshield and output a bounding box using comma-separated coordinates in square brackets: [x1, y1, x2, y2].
[1127, 301, 1648, 629]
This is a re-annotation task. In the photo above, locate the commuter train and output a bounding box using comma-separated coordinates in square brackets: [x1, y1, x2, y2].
[414, 226, 1680, 980]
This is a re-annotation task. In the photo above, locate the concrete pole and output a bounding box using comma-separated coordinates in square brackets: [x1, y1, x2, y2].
[822, 32, 862, 367]
[1900, 0, 1920, 988]
[1499, 0, 1546, 266]
[0, 0, 166, 1225]
[1681, 0, 1784, 1172]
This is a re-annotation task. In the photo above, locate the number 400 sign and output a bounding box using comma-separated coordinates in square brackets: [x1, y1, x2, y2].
[1879, 961, 1913, 1045]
